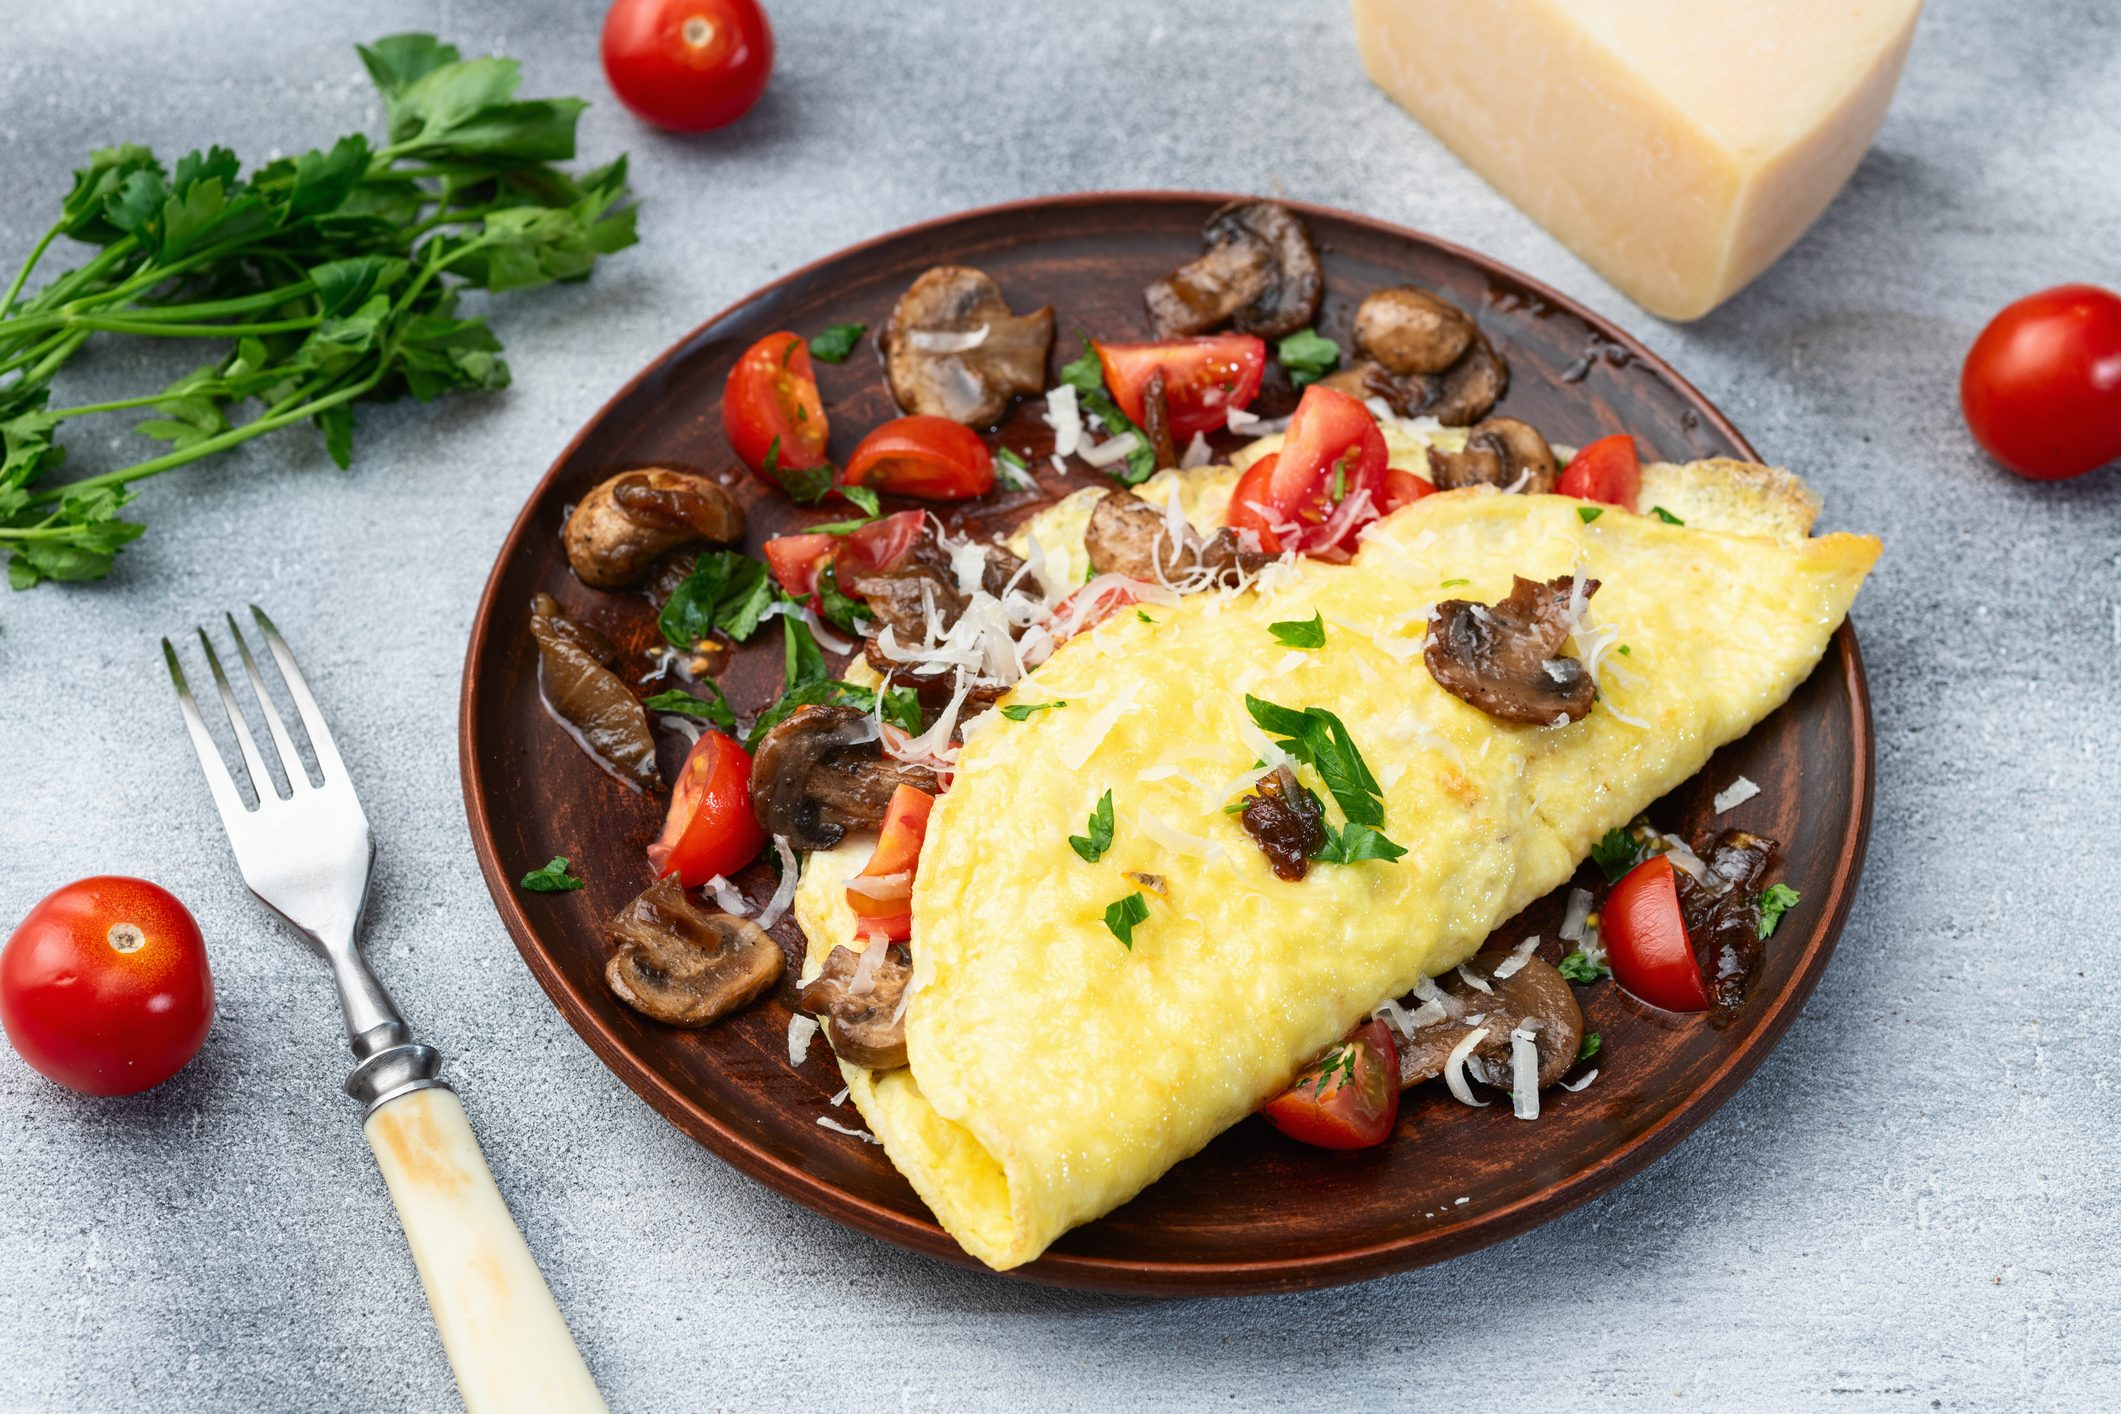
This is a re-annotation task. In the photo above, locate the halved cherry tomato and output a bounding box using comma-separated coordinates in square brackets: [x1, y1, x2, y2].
[1557, 434, 1641, 509]
[647, 730, 766, 887]
[1223, 385, 1387, 559]
[1961, 283, 2121, 480]
[1, 877, 214, 1096]
[842, 416, 994, 500]
[1261, 1018, 1401, 1150]
[1603, 855, 1710, 1012]
[762, 532, 837, 601]
[834, 510, 928, 578]
[846, 785, 934, 942]
[1380, 466, 1437, 513]
[601, 0, 774, 134]
[724, 331, 829, 485]
[1095, 335, 1268, 441]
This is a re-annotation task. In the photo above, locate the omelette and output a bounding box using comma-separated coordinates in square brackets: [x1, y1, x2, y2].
[791, 422, 1878, 1272]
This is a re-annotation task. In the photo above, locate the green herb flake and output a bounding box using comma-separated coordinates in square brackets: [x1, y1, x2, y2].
[997, 447, 1028, 470]
[762, 436, 836, 506]
[658, 551, 775, 649]
[1059, 334, 1104, 394]
[643, 684, 735, 731]
[519, 856, 583, 893]
[805, 514, 879, 536]
[1103, 891, 1150, 949]
[1268, 612, 1327, 649]
[1069, 789, 1116, 863]
[838, 484, 881, 516]
[1650, 505, 1685, 525]
[1577, 505, 1605, 524]
[1307, 1042, 1358, 1097]
[1577, 1032, 1602, 1062]
[1000, 700, 1066, 722]
[1618, 644, 1632, 656]
[1589, 822, 1653, 883]
[1558, 950, 1611, 984]
[808, 322, 866, 364]
[814, 563, 870, 637]
[1136, 609, 1155, 624]
[1441, 578, 1470, 589]
[1276, 328, 1341, 387]
[1243, 696, 1407, 864]
[1757, 883, 1802, 938]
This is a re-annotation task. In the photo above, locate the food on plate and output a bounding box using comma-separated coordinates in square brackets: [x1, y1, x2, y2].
[1093, 335, 1268, 441]
[1424, 574, 1599, 724]
[1, 877, 214, 1096]
[648, 730, 766, 885]
[881, 266, 1055, 426]
[1144, 200, 1322, 339]
[1425, 417, 1557, 492]
[1260, 1019, 1401, 1149]
[1320, 285, 1507, 425]
[1389, 951, 1583, 1101]
[564, 468, 746, 588]
[1348, 0, 1924, 320]
[724, 331, 832, 493]
[1557, 434, 1642, 507]
[1960, 283, 2121, 481]
[1083, 487, 1268, 587]
[749, 704, 940, 850]
[603, 875, 781, 1025]
[1351, 286, 1474, 375]
[601, 0, 775, 133]
[842, 416, 996, 501]
[529, 593, 659, 790]
[798, 943, 911, 1069]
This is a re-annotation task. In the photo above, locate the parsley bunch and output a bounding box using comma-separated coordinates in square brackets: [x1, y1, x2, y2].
[0, 33, 636, 589]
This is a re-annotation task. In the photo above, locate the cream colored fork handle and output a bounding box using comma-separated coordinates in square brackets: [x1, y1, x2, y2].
[365, 1087, 607, 1414]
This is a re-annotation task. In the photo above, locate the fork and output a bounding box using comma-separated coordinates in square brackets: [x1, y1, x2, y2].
[163, 607, 606, 1414]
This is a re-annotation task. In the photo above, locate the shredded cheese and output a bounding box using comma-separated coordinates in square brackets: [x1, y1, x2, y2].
[1444, 1027, 1492, 1107]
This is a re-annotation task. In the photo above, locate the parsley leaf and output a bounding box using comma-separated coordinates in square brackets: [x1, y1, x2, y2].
[1136, 609, 1155, 624]
[1001, 700, 1065, 722]
[519, 856, 583, 893]
[1269, 612, 1327, 649]
[1059, 336, 1153, 484]
[1315, 821, 1409, 865]
[1245, 696, 1384, 827]
[643, 684, 736, 731]
[1059, 334, 1104, 394]
[1590, 822, 1652, 882]
[1070, 789, 1116, 863]
[1650, 505, 1685, 525]
[1757, 883, 1802, 938]
[1276, 328, 1341, 387]
[838, 483, 881, 516]
[1577, 1032, 1602, 1062]
[808, 322, 865, 363]
[997, 447, 1028, 470]
[742, 615, 916, 747]
[1558, 949, 1611, 983]
[1577, 505, 1605, 523]
[658, 551, 775, 649]
[1307, 1042, 1358, 1097]
[762, 435, 835, 505]
[814, 563, 871, 636]
[1103, 891, 1150, 949]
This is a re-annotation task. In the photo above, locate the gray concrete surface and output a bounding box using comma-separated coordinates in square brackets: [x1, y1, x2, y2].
[1, 2, 2116, 1409]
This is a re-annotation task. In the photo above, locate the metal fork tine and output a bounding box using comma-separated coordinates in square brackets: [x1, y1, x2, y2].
[197, 627, 283, 802]
[249, 605, 351, 783]
[226, 612, 312, 791]
[163, 638, 253, 823]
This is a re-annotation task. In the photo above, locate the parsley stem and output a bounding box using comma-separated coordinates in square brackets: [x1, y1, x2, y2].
[0, 222, 62, 321]
[54, 314, 320, 339]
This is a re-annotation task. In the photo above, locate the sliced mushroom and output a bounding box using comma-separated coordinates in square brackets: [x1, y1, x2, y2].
[1675, 829, 1780, 1026]
[1394, 953, 1583, 1092]
[1239, 764, 1327, 881]
[1144, 199, 1323, 340]
[840, 519, 1024, 650]
[881, 266, 1054, 426]
[1425, 417, 1558, 493]
[1318, 328, 1507, 429]
[1140, 370, 1180, 471]
[799, 942, 911, 1070]
[1425, 574, 1600, 725]
[563, 468, 746, 589]
[529, 593, 659, 790]
[749, 704, 941, 851]
[1083, 489, 1271, 588]
[604, 875, 783, 1027]
[1353, 286, 1475, 375]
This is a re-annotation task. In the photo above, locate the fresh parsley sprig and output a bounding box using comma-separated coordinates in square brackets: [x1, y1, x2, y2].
[658, 551, 776, 650]
[1276, 328, 1341, 387]
[1000, 699, 1065, 722]
[643, 684, 736, 732]
[1103, 891, 1149, 949]
[1070, 789, 1116, 863]
[1757, 883, 1801, 938]
[808, 322, 865, 364]
[743, 614, 920, 750]
[1269, 612, 1326, 649]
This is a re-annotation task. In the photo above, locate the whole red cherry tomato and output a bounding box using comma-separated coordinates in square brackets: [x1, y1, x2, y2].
[601, 0, 774, 133]
[647, 730, 766, 886]
[724, 331, 830, 493]
[1603, 855, 1710, 1013]
[1261, 1018, 1401, 1149]
[1, 877, 214, 1096]
[1557, 434, 1642, 509]
[842, 416, 995, 500]
[1095, 335, 1268, 441]
[1961, 284, 2121, 480]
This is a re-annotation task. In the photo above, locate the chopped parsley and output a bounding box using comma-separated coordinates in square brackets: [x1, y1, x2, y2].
[997, 446, 1029, 470]
[1137, 609, 1156, 624]
[1269, 612, 1327, 649]
[659, 551, 776, 649]
[1618, 644, 1632, 656]
[744, 615, 918, 748]
[1059, 334, 1154, 484]
[1441, 578, 1469, 588]
[1757, 883, 1802, 938]
[1577, 505, 1605, 524]
[1313, 821, 1408, 865]
[1070, 789, 1116, 863]
[838, 484, 881, 516]
[1059, 334, 1104, 394]
[1577, 1032, 1602, 1062]
[1590, 821, 1654, 882]
[1307, 1041, 1358, 1097]
[807, 322, 866, 364]
[1649, 505, 1685, 525]
[519, 857, 583, 893]
[761, 435, 835, 506]
[805, 514, 880, 535]
[1243, 696, 1406, 864]
[1000, 700, 1066, 721]
[643, 684, 736, 731]
[814, 564, 870, 637]
[1558, 950, 1611, 983]
[1276, 328, 1342, 387]
[1103, 891, 1150, 949]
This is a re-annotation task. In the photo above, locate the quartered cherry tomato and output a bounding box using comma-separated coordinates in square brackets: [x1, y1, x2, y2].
[601, 0, 774, 133]
[1095, 335, 1268, 441]
[1261, 1018, 1401, 1150]
[762, 531, 837, 602]
[724, 331, 829, 488]
[1602, 855, 1710, 1012]
[846, 784, 934, 942]
[842, 416, 994, 500]
[2, 877, 214, 1096]
[647, 730, 766, 887]
[1961, 283, 2121, 480]
[1221, 385, 1387, 559]
[1380, 466, 1437, 513]
[1557, 434, 1641, 509]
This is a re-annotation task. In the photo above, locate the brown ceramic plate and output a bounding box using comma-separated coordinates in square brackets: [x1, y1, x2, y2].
[459, 192, 1872, 1296]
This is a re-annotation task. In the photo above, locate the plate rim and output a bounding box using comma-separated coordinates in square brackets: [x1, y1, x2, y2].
[457, 189, 1875, 1295]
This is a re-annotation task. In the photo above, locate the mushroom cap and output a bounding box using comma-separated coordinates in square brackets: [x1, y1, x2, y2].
[603, 875, 784, 1027]
[528, 593, 660, 791]
[748, 703, 940, 851]
[1353, 286, 1476, 376]
[1425, 417, 1558, 494]
[1394, 952, 1585, 1092]
[1143, 199, 1323, 340]
[1314, 328, 1507, 428]
[564, 468, 745, 589]
[1424, 574, 1600, 725]
[1083, 489, 1269, 588]
[798, 942, 911, 1070]
[881, 265, 1054, 426]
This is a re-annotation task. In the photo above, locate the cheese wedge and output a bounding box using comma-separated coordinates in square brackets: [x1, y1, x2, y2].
[1349, 0, 1925, 319]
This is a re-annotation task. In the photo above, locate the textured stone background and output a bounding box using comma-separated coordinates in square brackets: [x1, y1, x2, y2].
[1, 2, 2116, 1410]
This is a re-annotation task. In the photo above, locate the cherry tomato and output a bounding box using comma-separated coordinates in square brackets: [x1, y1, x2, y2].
[1603, 855, 1710, 1012]
[601, 0, 774, 133]
[1052, 578, 1144, 636]
[1223, 386, 1387, 559]
[1557, 434, 1642, 509]
[1095, 335, 1268, 441]
[1224, 453, 1285, 554]
[647, 731, 766, 887]
[833, 510, 928, 579]
[1, 877, 214, 1096]
[1961, 283, 2121, 480]
[842, 416, 995, 501]
[846, 785, 934, 941]
[762, 531, 837, 601]
[1261, 1018, 1401, 1150]
[724, 331, 830, 488]
[1380, 466, 1437, 514]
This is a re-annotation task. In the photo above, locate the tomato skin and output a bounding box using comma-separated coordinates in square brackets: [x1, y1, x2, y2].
[1380, 466, 1436, 513]
[724, 332, 829, 483]
[846, 785, 934, 937]
[834, 510, 927, 579]
[1603, 855, 1711, 1012]
[1, 877, 214, 1097]
[1961, 284, 2121, 480]
[1096, 335, 1268, 440]
[1262, 1019, 1401, 1150]
[648, 731, 767, 887]
[1557, 434, 1642, 509]
[842, 417, 995, 500]
[601, 0, 774, 133]
[762, 532, 837, 600]
[1225, 386, 1388, 558]
[1225, 454, 1285, 555]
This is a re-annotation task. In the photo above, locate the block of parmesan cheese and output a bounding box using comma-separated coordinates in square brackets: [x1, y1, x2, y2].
[1349, 0, 1925, 320]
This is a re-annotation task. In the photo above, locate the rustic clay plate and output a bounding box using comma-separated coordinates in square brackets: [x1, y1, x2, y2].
[459, 192, 1872, 1296]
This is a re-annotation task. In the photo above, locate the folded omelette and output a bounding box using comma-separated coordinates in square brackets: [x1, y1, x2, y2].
[794, 435, 1878, 1271]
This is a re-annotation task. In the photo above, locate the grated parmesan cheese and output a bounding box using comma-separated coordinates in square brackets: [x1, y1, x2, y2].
[1714, 775, 1761, 814]
[786, 1013, 818, 1066]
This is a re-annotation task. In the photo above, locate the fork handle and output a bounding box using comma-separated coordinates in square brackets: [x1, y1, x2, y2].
[365, 1086, 608, 1414]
